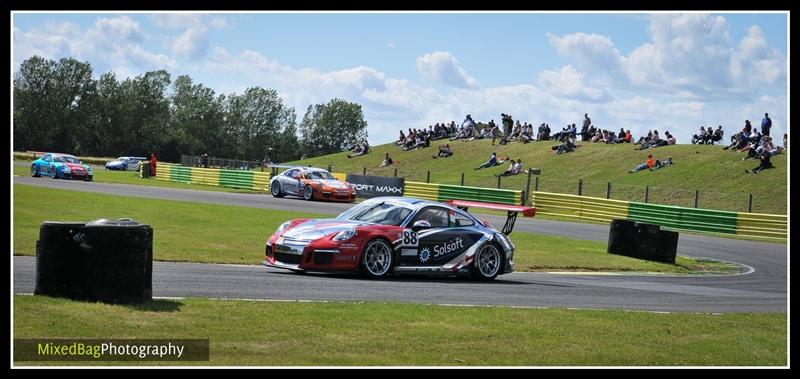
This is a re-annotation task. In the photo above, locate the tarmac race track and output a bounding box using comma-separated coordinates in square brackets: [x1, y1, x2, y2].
[13, 176, 787, 313]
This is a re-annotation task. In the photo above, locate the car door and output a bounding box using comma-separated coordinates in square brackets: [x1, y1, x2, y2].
[41, 154, 53, 176]
[398, 206, 485, 267]
[283, 169, 302, 195]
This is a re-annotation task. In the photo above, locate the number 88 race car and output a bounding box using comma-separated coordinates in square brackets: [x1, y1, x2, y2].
[263, 196, 535, 281]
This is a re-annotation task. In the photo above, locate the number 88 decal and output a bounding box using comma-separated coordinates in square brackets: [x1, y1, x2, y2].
[401, 229, 418, 247]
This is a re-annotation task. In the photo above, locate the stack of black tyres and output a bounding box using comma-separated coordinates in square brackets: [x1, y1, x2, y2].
[35, 219, 153, 304]
[608, 219, 678, 264]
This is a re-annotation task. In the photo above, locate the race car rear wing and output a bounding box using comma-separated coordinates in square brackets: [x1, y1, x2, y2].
[444, 200, 535, 235]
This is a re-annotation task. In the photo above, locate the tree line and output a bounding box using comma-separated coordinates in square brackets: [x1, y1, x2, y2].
[13, 56, 368, 163]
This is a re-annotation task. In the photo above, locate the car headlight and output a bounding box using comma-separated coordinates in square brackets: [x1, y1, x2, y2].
[275, 221, 292, 234]
[333, 228, 357, 241]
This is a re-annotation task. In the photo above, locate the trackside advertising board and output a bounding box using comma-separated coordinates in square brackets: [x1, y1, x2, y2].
[345, 174, 405, 198]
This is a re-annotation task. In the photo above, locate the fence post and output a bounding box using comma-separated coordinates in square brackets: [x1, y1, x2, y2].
[363, 167, 367, 175]
[534, 176, 539, 192]
[394, 168, 397, 177]
[606, 182, 611, 199]
[578, 179, 583, 196]
[694, 190, 699, 208]
[748, 194, 753, 213]
[645, 186, 649, 203]
[460, 172, 465, 186]
[525, 170, 533, 205]
[497, 175, 501, 189]
[427, 171, 431, 183]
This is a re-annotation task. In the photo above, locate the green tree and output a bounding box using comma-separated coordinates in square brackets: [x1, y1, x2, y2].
[167, 75, 226, 158]
[223, 87, 296, 162]
[13, 56, 96, 153]
[299, 98, 368, 157]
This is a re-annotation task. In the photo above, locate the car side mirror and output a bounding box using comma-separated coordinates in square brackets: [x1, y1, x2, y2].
[412, 220, 431, 232]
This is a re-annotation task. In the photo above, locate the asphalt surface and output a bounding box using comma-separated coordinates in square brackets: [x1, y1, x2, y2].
[13, 175, 788, 313]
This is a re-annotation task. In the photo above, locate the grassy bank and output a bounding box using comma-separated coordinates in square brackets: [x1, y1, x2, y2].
[288, 142, 787, 214]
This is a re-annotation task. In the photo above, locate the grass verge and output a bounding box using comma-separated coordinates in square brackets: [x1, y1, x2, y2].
[14, 184, 741, 273]
[13, 295, 787, 366]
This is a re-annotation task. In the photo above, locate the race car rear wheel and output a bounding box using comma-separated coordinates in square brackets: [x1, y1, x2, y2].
[303, 185, 314, 201]
[31, 165, 40, 177]
[51, 168, 59, 179]
[270, 182, 284, 198]
[471, 243, 502, 281]
[361, 239, 393, 279]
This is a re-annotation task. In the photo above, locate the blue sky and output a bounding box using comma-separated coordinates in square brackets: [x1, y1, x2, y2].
[12, 12, 789, 145]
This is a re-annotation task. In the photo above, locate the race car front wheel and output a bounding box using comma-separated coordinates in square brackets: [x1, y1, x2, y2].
[271, 182, 284, 198]
[471, 243, 502, 281]
[361, 239, 393, 279]
[303, 185, 314, 201]
[31, 165, 40, 177]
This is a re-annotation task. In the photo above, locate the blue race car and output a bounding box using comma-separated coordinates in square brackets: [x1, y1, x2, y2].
[30, 153, 94, 181]
[105, 156, 146, 171]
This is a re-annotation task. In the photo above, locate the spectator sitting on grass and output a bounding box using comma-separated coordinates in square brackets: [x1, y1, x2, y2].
[520, 124, 534, 144]
[692, 126, 706, 144]
[380, 152, 394, 167]
[784, 133, 788, 150]
[629, 154, 656, 173]
[395, 130, 406, 146]
[653, 156, 674, 170]
[432, 144, 453, 159]
[711, 125, 724, 145]
[638, 130, 661, 150]
[744, 150, 775, 174]
[474, 152, 498, 170]
[554, 136, 579, 155]
[495, 158, 517, 177]
[634, 130, 653, 145]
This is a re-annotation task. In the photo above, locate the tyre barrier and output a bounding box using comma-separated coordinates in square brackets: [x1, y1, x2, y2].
[607, 219, 678, 264]
[35, 218, 153, 304]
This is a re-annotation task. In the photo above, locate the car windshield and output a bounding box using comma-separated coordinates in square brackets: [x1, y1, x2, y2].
[304, 170, 335, 180]
[336, 201, 413, 226]
[55, 156, 81, 164]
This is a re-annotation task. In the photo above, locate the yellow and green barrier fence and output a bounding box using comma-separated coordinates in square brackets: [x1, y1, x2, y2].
[531, 191, 786, 240]
[146, 163, 272, 191]
[404, 181, 523, 205]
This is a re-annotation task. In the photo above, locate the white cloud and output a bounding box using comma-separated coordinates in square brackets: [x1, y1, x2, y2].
[547, 14, 786, 100]
[537, 65, 611, 102]
[13, 16, 177, 77]
[416, 51, 479, 89]
[387, 41, 396, 48]
[168, 25, 209, 59]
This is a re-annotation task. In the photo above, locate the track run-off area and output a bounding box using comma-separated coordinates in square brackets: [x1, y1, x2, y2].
[12, 176, 787, 313]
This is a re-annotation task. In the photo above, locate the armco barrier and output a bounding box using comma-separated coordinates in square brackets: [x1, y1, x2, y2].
[531, 192, 629, 223]
[403, 182, 440, 201]
[736, 212, 788, 239]
[149, 163, 272, 191]
[531, 190, 786, 240]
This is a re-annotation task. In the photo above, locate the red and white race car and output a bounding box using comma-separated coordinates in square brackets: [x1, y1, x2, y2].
[263, 196, 535, 281]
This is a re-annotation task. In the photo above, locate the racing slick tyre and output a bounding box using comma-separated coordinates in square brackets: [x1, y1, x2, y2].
[51, 169, 59, 179]
[85, 175, 93, 182]
[471, 243, 503, 281]
[303, 185, 314, 201]
[31, 165, 40, 177]
[270, 182, 285, 198]
[360, 239, 394, 279]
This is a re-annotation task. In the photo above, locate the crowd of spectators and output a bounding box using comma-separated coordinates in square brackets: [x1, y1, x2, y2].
[377, 111, 784, 176]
